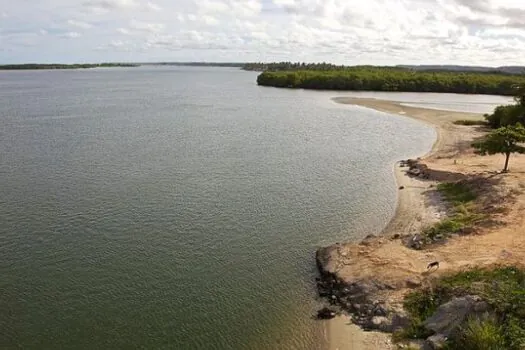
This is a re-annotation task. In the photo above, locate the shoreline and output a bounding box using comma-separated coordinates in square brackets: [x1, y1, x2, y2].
[325, 97, 485, 350]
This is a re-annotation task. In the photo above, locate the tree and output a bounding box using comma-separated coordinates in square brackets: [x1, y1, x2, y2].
[472, 123, 525, 172]
[514, 84, 525, 107]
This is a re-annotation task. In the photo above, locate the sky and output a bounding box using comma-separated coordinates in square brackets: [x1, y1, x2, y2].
[1, 0, 525, 65]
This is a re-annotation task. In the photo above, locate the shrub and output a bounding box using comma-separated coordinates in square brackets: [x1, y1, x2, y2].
[453, 120, 487, 126]
[484, 104, 525, 129]
[453, 316, 506, 350]
[397, 267, 525, 349]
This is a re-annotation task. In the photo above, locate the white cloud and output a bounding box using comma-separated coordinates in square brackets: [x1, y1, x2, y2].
[67, 19, 93, 29]
[146, 2, 161, 11]
[82, 0, 138, 11]
[2, 0, 525, 64]
[117, 27, 130, 34]
[129, 19, 164, 33]
[62, 31, 81, 38]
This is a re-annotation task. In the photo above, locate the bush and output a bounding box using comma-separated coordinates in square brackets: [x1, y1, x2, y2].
[454, 120, 488, 126]
[453, 316, 506, 350]
[398, 267, 525, 349]
[485, 104, 525, 129]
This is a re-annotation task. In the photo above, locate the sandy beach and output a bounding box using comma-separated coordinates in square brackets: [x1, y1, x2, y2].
[323, 96, 525, 350]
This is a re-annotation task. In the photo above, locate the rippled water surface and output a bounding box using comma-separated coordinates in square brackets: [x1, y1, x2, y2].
[0, 67, 443, 349]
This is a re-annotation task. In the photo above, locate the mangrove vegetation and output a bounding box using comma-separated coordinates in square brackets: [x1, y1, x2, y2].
[256, 67, 525, 96]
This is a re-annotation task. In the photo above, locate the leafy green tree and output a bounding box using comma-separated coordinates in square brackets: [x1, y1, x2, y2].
[472, 123, 525, 172]
[485, 105, 525, 128]
[514, 84, 525, 107]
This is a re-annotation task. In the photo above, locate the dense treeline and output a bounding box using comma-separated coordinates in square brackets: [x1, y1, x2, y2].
[244, 62, 525, 75]
[150, 62, 244, 68]
[256, 68, 525, 96]
[0, 63, 138, 70]
[243, 62, 357, 71]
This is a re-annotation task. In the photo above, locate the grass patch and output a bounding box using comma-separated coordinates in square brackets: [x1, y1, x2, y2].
[453, 119, 488, 126]
[420, 182, 484, 244]
[437, 182, 477, 204]
[398, 266, 525, 349]
[451, 316, 507, 350]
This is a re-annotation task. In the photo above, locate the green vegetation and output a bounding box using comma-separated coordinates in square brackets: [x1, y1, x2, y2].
[453, 120, 488, 126]
[152, 62, 245, 68]
[398, 266, 525, 349]
[0, 63, 138, 70]
[484, 105, 525, 129]
[256, 67, 525, 96]
[484, 85, 525, 128]
[244, 62, 352, 71]
[472, 123, 525, 172]
[437, 182, 477, 204]
[453, 317, 507, 350]
[245, 62, 525, 75]
[419, 182, 483, 244]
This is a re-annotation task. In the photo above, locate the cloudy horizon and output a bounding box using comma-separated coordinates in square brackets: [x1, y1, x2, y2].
[1, 0, 525, 65]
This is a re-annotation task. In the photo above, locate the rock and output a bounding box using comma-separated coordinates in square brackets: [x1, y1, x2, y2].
[317, 307, 337, 320]
[404, 234, 424, 250]
[408, 168, 422, 176]
[425, 334, 448, 349]
[365, 316, 390, 331]
[423, 295, 489, 337]
[373, 304, 388, 317]
[406, 277, 422, 288]
[399, 186, 405, 190]
[391, 312, 411, 331]
[360, 234, 377, 246]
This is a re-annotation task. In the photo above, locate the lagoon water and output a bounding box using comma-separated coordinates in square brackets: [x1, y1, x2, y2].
[0, 67, 494, 349]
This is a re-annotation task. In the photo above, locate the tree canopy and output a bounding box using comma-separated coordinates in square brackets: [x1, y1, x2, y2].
[256, 67, 525, 96]
[472, 123, 525, 172]
[484, 84, 525, 128]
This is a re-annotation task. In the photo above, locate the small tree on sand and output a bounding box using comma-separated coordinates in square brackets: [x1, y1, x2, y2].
[472, 123, 525, 172]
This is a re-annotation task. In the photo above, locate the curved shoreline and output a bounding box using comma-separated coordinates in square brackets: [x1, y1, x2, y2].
[325, 97, 485, 350]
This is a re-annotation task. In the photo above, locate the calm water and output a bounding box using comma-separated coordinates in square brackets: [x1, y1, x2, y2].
[0, 67, 443, 349]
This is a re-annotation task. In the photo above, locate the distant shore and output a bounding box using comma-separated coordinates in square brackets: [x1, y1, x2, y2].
[323, 97, 485, 350]
[0, 63, 138, 70]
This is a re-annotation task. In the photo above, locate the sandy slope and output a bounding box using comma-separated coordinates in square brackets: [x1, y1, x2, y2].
[324, 97, 525, 350]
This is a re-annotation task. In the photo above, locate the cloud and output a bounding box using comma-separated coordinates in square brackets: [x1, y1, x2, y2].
[82, 0, 138, 11]
[117, 27, 130, 34]
[67, 19, 93, 29]
[61, 31, 82, 38]
[146, 2, 161, 11]
[1, 0, 525, 64]
[129, 19, 164, 33]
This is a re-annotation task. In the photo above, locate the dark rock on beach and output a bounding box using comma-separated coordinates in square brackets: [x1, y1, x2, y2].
[316, 307, 337, 320]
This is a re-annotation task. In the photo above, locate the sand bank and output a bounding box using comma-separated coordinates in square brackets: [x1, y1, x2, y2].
[324, 97, 487, 350]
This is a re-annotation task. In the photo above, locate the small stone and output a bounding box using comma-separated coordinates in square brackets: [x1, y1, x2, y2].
[426, 334, 447, 349]
[399, 186, 405, 190]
